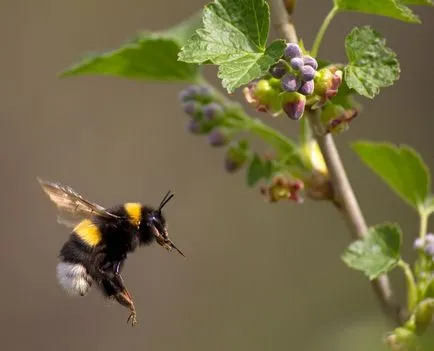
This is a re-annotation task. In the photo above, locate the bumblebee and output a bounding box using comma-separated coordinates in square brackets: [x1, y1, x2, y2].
[38, 178, 184, 326]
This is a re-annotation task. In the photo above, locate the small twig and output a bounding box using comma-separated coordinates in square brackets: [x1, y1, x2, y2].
[270, 0, 405, 325]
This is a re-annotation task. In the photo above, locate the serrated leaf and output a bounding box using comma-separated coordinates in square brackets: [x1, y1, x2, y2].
[178, 0, 285, 93]
[401, 0, 433, 5]
[342, 223, 402, 280]
[344, 26, 400, 98]
[334, 0, 420, 23]
[60, 34, 198, 82]
[246, 154, 273, 187]
[352, 141, 430, 211]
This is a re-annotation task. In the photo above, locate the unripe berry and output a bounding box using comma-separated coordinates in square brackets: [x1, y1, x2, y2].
[243, 79, 282, 115]
[281, 73, 301, 92]
[283, 43, 302, 60]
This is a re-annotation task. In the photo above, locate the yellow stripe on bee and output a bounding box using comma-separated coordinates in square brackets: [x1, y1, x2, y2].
[74, 219, 102, 246]
[124, 203, 142, 228]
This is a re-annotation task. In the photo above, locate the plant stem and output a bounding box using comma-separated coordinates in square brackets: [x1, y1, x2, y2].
[398, 260, 418, 312]
[271, 0, 405, 325]
[311, 5, 339, 57]
[419, 211, 429, 240]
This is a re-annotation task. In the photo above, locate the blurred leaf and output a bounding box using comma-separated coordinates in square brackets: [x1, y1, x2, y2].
[401, 0, 433, 5]
[178, 0, 285, 93]
[352, 141, 430, 211]
[342, 223, 402, 280]
[344, 26, 400, 98]
[163, 12, 204, 46]
[61, 34, 198, 81]
[334, 0, 420, 23]
[246, 154, 273, 187]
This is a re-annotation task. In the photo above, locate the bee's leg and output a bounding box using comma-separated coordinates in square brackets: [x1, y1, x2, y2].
[110, 275, 137, 327]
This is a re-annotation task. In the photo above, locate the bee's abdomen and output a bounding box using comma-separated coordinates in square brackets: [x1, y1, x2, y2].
[57, 234, 94, 296]
[56, 261, 92, 296]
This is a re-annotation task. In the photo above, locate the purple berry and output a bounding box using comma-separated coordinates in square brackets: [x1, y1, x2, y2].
[284, 43, 302, 60]
[300, 65, 316, 82]
[208, 129, 228, 147]
[281, 73, 301, 92]
[269, 62, 286, 78]
[187, 119, 202, 134]
[203, 102, 224, 121]
[302, 55, 318, 70]
[290, 57, 304, 71]
[298, 80, 314, 96]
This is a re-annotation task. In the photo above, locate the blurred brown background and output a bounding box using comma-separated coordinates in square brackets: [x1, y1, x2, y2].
[1, 1, 433, 350]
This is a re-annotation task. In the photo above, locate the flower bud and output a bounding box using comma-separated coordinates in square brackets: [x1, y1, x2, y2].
[281, 92, 306, 120]
[284, 43, 302, 60]
[414, 238, 425, 250]
[414, 298, 434, 335]
[202, 102, 224, 121]
[300, 65, 316, 82]
[269, 62, 286, 78]
[302, 55, 318, 70]
[311, 67, 343, 109]
[261, 175, 304, 203]
[208, 128, 229, 147]
[183, 101, 202, 118]
[298, 80, 314, 96]
[281, 73, 301, 92]
[321, 103, 357, 134]
[186, 119, 202, 134]
[224, 141, 249, 173]
[243, 79, 281, 115]
[290, 57, 304, 71]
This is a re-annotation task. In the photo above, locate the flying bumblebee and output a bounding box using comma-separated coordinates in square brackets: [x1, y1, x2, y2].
[38, 178, 184, 327]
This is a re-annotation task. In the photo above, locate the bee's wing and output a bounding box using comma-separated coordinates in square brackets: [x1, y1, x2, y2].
[38, 178, 120, 228]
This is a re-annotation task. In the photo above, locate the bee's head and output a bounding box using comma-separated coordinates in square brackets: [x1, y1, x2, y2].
[141, 190, 185, 257]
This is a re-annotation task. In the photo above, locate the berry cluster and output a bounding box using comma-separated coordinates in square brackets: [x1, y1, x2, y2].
[179, 85, 249, 173]
[271, 43, 318, 97]
[180, 85, 229, 146]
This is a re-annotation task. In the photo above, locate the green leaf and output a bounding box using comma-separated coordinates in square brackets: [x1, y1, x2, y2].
[341, 223, 402, 280]
[352, 141, 430, 211]
[344, 26, 400, 98]
[178, 0, 286, 93]
[246, 154, 273, 187]
[334, 0, 420, 23]
[60, 33, 198, 81]
[330, 79, 361, 110]
[401, 0, 433, 5]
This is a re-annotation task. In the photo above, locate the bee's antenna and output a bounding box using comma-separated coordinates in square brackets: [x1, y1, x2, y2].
[158, 190, 174, 212]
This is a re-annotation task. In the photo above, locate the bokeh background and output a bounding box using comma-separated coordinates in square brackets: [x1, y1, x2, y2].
[1, 1, 433, 350]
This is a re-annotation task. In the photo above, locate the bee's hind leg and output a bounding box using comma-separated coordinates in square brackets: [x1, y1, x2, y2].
[102, 274, 137, 327]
